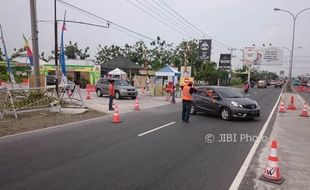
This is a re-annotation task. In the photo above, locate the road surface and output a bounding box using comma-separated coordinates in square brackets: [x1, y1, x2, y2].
[0, 87, 282, 190]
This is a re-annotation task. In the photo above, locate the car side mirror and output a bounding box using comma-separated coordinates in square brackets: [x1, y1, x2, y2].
[213, 95, 220, 100]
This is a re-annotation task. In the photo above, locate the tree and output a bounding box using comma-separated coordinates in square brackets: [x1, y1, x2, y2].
[64, 41, 90, 59]
[95, 44, 124, 63]
[0, 48, 4, 61]
[11, 47, 25, 59]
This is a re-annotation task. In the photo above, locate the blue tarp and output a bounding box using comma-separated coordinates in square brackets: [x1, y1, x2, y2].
[155, 64, 181, 77]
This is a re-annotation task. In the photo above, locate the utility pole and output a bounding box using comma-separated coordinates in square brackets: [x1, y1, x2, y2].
[29, 0, 40, 87]
[227, 48, 237, 85]
[54, 0, 59, 97]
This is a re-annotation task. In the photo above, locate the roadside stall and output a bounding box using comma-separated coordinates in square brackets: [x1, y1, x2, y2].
[153, 64, 181, 96]
[108, 68, 127, 80]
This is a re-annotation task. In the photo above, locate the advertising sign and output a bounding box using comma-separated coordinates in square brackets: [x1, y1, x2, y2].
[180, 76, 194, 87]
[198, 39, 212, 61]
[260, 47, 283, 65]
[243, 47, 262, 66]
[219, 54, 231, 70]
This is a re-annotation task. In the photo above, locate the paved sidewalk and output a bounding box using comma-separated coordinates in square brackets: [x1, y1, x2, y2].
[78, 89, 181, 114]
[241, 92, 310, 189]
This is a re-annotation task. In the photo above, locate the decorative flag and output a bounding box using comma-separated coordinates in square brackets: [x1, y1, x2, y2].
[0, 25, 16, 83]
[59, 11, 67, 85]
[23, 34, 33, 66]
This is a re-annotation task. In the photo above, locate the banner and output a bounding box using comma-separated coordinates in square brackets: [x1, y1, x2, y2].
[60, 11, 67, 85]
[198, 39, 212, 61]
[0, 25, 16, 83]
[23, 34, 33, 67]
[219, 54, 231, 70]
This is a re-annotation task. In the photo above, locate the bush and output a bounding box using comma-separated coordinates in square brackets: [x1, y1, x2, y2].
[230, 78, 242, 86]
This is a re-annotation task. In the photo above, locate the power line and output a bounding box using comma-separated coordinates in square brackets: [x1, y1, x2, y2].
[158, 0, 232, 49]
[56, 0, 155, 41]
[140, 0, 200, 38]
[127, 0, 193, 39]
[151, 0, 202, 37]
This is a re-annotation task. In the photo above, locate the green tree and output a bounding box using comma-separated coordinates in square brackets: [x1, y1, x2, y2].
[64, 41, 90, 59]
[0, 48, 4, 61]
[95, 44, 124, 63]
[11, 47, 25, 59]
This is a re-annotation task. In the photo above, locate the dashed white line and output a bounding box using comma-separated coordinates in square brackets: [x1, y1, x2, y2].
[138, 122, 176, 137]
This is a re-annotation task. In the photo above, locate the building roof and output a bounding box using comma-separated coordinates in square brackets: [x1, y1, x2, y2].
[12, 54, 47, 66]
[100, 56, 142, 70]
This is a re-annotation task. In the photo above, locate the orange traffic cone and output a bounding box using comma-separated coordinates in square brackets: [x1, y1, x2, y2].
[85, 89, 91, 100]
[259, 140, 285, 184]
[300, 102, 309, 117]
[112, 105, 121, 123]
[134, 97, 140, 110]
[279, 98, 286, 113]
[287, 96, 296, 110]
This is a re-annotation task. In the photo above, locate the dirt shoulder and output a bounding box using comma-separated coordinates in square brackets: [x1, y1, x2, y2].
[0, 109, 105, 137]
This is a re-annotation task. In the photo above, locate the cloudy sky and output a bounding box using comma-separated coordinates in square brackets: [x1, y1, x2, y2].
[1, 0, 310, 76]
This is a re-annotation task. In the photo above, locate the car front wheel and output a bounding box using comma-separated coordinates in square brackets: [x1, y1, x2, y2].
[96, 89, 103, 97]
[115, 91, 121, 100]
[220, 107, 231, 120]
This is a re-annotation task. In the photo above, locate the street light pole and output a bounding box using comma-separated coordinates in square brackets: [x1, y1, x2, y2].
[274, 7, 310, 89]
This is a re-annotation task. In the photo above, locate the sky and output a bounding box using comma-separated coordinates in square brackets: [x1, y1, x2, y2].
[0, 0, 310, 77]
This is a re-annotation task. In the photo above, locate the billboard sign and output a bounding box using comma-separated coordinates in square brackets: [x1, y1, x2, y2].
[243, 47, 262, 66]
[219, 54, 231, 70]
[260, 47, 283, 65]
[198, 39, 212, 61]
[243, 46, 283, 66]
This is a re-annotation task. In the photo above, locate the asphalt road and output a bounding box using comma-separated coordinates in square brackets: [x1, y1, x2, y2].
[296, 87, 310, 105]
[0, 87, 282, 190]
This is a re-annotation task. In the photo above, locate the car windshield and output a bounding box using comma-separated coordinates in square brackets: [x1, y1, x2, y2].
[216, 88, 244, 98]
[115, 80, 130, 86]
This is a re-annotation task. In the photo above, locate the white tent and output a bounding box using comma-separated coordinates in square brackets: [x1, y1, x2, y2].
[108, 68, 127, 79]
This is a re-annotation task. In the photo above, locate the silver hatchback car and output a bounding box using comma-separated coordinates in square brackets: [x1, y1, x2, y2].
[95, 78, 138, 99]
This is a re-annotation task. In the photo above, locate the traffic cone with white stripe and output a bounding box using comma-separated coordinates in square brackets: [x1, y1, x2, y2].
[112, 105, 121, 123]
[134, 97, 140, 110]
[259, 140, 285, 184]
[300, 102, 309, 117]
[279, 98, 286, 113]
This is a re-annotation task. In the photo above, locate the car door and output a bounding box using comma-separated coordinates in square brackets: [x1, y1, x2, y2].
[203, 87, 221, 114]
[102, 79, 109, 95]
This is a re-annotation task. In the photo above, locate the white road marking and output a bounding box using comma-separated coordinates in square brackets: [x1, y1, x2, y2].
[138, 122, 176, 137]
[229, 87, 284, 190]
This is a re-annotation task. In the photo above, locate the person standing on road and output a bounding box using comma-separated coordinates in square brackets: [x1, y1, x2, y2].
[181, 81, 197, 123]
[109, 80, 115, 111]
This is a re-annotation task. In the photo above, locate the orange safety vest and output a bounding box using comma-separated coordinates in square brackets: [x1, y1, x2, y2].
[109, 83, 115, 96]
[182, 85, 192, 101]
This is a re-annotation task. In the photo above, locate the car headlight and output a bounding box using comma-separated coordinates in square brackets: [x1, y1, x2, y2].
[120, 89, 127, 92]
[231, 101, 243, 108]
[254, 101, 258, 107]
